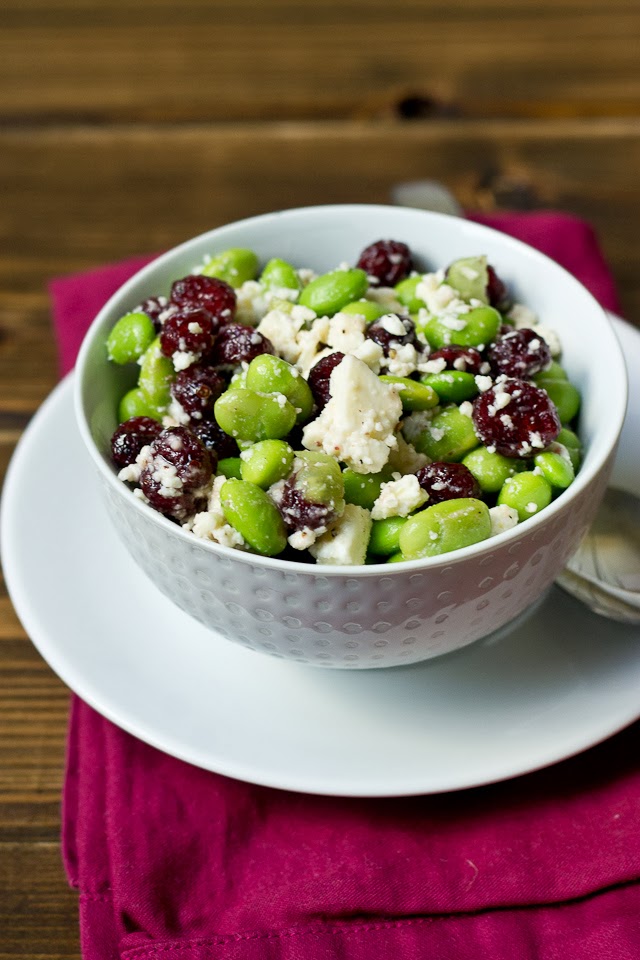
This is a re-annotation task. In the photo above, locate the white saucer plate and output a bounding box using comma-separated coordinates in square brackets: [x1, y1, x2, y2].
[2, 315, 640, 798]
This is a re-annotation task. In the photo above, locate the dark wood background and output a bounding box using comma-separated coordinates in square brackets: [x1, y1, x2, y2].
[1, 1, 640, 955]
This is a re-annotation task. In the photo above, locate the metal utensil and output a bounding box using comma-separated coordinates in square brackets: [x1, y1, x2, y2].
[392, 179, 640, 624]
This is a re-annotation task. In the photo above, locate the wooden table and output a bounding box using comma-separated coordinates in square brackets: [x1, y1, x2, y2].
[1, 1, 640, 955]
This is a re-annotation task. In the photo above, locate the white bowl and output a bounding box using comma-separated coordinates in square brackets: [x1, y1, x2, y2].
[75, 204, 627, 668]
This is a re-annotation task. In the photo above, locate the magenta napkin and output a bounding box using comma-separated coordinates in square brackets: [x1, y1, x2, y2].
[55, 213, 639, 960]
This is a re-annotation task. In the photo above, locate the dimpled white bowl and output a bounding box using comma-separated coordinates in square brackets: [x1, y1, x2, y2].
[75, 205, 627, 668]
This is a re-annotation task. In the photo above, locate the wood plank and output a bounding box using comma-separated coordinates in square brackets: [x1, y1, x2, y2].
[1, 2, 640, 122]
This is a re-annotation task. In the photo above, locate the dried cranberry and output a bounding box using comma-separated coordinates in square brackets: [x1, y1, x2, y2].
[208, 323, 274, 366]
[111, 416, 163, 468]
[190, 417, 239, 460]
[307, 352, 345, 410]
[279, 479, 336, 533]
[366, 314, 417, 355]
[171, 364, 225, 420]
[472, 378, 561, 458]
[428, 344, 485, 375]
[160, 308, 216, 360]
[416, 462, 481, 504]
[488, 328, 552, 379]
[356, 240, 413, 286]
[140, 426, 213, 520]
[170, 274, 236, 327]
[486, 265, 510, 310]
[136, 296, 168, 330]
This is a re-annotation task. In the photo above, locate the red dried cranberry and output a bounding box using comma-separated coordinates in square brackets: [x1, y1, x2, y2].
[472, 378, 561, 458]
[486, 265, 510, 310]
[279, 479, 336, 533]
[136, 296, 168, 330]
[171, 364, 225, 420]
[428, 345, 485, 375]
[140, 426, 213, 520]
[366, 314, 417, 356]
[111, 416, 162, 468]
[488, 328, 552, 380]
[208, 323, 274, 366]
[170, 274, 236, 327]
[307, 352, 345, 410]
[190, 417, 239, 460]
[416, 462, 481, 504]
[356, 240, 413, 286]
[160, 308, 216, 361]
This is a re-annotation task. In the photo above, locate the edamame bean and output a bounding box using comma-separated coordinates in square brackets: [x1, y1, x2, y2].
[240, 440, 294, 488]
[217, 457, 243, 479]
[340, 300, 387, 323]
[445, 255, 489, 304]
[202, 248, 259, 287]
[462, 446, 519, 493]
[107, 311, 156, 364]
[386, 552, 404, 563]
[214, 387, 296, 442]
[535, 361, 567, 382]
[420, 370, 478, 404]
[379, 375, 439, 412]
[535, 377, 581, 424]
[557, 427, 582, 470]
[412, 406, 480, 461]
[298, 268, 368, 316]
[245, 354, 314, 424]
[422, 305, 501, 350]
[118, 387, 163, 423]
[399, 498, 491, 559]
[294, 451, 345, 513]
[497, 472, 552, 522]
[533, 450, 574, 489]
[138, 336, 175, 409]
[260, 258, 301, 292]
[343, 466, 393, 510]
[368, 515, 407, 555]
[394, 275, 425, 313]
[220, 479, 287, 556]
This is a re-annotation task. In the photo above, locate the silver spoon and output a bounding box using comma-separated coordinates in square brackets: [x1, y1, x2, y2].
[392, 180, 640, 624]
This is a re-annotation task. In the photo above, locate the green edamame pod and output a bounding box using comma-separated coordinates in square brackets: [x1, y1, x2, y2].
[534, 361, 567, 382]
[378, 375, 439, 412]
[343, 466, 393, 510]
[220, 479, 287, 556]
[240, 440, 294, 488]
[536, 377, 581, 424]
[260, 258, 302, 293]
[245, 354, 314, 424]
[107, 311, 156, 364]
[557, 427, 582, 470]
[368, 515, 408, 556]
[293, 451, 346, 515]
[533, 450, 574, 489]
[340, 300, 387, 323]
[386, 552, 405, 563]
[214, 387, 296, 442]
[118, 387, 163, 423]
[422, 305, 501, 350]
[420, 370, 478, 404]
[217, 457, 243, 480]
[138, 336, 175, 409]
[497, 472, 552, 522]
[412, 406, 479, 462]
[394, 275, 426, 313]
[298, 268, 368, 317]
[400, 498, 491, 559]
[202, 248, 259, 287]
[445, 256, 489, 304]
[462, 446, 520, 493]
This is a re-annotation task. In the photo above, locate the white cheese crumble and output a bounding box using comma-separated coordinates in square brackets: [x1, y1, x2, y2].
[387, 433, 430, 473]
[308, 504, 372, 566]
[302, 355, 402, 474]
[401, 408, 438, 444]
[371, 475, 428, 520]
[365, 287, 404, 313]
[489, 504, 519, 537]
[475, 374, 493, 393]
[172, 350, 199, 372]
[459, 401, 474, 418]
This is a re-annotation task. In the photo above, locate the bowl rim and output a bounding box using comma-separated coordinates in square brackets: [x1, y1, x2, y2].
[74, 203, 628, 577]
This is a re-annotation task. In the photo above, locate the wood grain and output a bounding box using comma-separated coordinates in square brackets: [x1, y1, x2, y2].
[2, 1, 640, 123]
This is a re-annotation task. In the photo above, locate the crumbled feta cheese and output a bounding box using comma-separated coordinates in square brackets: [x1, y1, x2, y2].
[296, 317, 331, 376]
[387, 433, 430, 473]
[508, 302, 538, 328]
[531, 323, 562, 358]
[352, 338, 384, 373]
[378, 314, 407, 337]
[421, 357, 448, 375]
[172, 350, 198, 372]
[288, 527, 323, 551]
[365, 287, 404, 313]
[489, 504, 519, 537]
[525, 501, 539, 514]
[459, 401, 474, 418]
[382, 341, 422, 378]
[309, 504, 372, 566]
[371, 475, 429, 520]
[401, 408, 438, 444]
[234, 280, 270, 325]
[256, 307, 308, 365]
[475, 374, 493, 393]
[167, 397, 191, 425]
[327, 311, 366, 354]
[189, 476, 246, 548]
[302, 355, 402, 474]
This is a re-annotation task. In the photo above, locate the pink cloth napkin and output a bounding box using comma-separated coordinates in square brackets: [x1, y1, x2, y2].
[53, 213, 638, 960]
